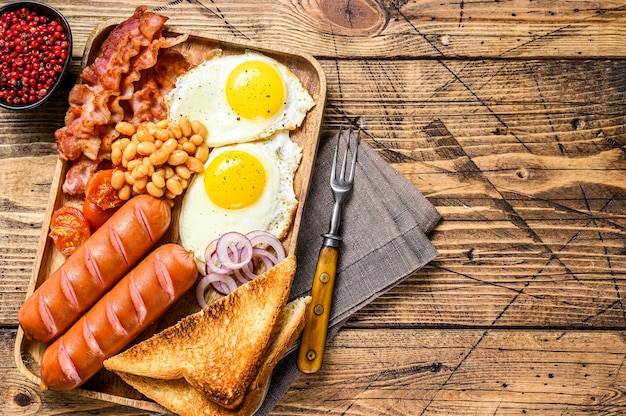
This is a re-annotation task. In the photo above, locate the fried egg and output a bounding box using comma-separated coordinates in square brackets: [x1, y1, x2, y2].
[167, 51, 315, 148]
[179, 130, 302, 269]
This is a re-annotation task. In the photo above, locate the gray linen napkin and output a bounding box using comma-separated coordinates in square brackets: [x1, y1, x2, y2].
[256, 131, 441, 415]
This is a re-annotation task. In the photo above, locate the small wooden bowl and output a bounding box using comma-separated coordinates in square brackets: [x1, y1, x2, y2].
[0, 1, 72, 111]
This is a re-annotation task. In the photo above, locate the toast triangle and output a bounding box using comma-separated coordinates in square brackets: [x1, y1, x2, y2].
[104, 255, 296, 409]
[114, 295, 311, 416]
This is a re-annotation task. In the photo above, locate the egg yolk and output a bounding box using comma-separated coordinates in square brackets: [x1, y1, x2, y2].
[204, 150, 266, 210]
[225, 60, 285, 120]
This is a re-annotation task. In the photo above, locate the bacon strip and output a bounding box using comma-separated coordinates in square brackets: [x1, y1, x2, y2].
[61, 156, 99, 195]
[55, 6, 189, 195]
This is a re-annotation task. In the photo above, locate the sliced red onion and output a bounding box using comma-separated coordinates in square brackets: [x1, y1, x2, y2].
[253, 247, 279, 263]
[216, 231, 253, 269]
[196, 230, 288, 308]
[234, 260, 255, 283]
[245, 230, 270, 241]
[248, 231, 286, 261]
[204, 239, 231, 275]
[252, 247, 278, 272]
[212, 280, 235, 296]
[196, 273, 238, 308]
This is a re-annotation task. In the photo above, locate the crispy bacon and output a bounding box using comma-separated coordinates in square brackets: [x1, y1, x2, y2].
[62, 157, 99, 195]
[151, 51, 192, 93]
[125, 51, 191, 125]
[115, 37, 189, 129]
[55, 6, 189, 195]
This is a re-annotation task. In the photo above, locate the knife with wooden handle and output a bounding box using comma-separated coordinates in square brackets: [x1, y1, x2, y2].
[297, 125, 359, 374]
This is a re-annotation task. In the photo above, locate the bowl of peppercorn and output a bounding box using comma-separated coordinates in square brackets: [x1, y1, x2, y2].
[0, 1, 72, 110]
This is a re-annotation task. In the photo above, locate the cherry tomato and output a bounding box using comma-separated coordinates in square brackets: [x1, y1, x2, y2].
[49, 207, 91, 256]
[85, 169, 123, 210]
[82, 199, 118, 229]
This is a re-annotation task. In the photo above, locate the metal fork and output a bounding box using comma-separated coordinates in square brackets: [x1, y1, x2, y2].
[297, 124, 360, 374]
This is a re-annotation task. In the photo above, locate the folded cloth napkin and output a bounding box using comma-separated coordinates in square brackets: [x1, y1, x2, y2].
[256, 130, 441, 415]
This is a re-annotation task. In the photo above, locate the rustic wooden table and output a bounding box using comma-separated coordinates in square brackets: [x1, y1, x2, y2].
[3, 0, 626, 414]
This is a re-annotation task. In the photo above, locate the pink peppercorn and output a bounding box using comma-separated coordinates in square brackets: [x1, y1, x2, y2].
[0, 6, 70, 106]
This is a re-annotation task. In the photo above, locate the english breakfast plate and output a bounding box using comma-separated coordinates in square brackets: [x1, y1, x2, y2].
[14, 17, 326, 412]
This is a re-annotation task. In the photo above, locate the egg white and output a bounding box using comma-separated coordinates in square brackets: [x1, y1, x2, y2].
[179, 130, 302, 269]
[167, 51, 315, 148]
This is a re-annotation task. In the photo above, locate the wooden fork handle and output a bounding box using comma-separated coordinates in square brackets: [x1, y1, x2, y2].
[297, 245, 338, 373]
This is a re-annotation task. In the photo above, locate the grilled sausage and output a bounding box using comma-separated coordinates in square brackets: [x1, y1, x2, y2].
[18, 194, 171, 344]
[39, 243, 197, 390]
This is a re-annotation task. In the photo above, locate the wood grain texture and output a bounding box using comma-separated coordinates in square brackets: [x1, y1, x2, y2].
[6, 328, 626, 415]
[15, 0, 626, 59]
[278, 328, 626, 415]
[3, 59, 625, 328]
[1, 0, 626, 414]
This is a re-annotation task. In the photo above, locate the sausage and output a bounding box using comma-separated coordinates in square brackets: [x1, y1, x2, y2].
[39, 243, 197, 390]
[18, 194, 171, 344]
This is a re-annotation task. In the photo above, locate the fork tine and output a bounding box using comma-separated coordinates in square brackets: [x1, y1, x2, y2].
[347, 126, 360, 182]
[331, 123, 342, 182]
[339, 125, 352, 180]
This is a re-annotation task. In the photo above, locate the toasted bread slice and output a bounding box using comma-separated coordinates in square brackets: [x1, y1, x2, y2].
[104, 255, 296, 409]
[114, 296, 311, 416]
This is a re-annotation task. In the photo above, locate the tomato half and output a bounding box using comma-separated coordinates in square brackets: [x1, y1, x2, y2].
[49, 207, 91, 256]
[85, 169, 123, 210]
[82, 199, 118, 230]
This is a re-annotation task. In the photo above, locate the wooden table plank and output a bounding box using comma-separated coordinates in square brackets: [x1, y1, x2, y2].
[22, 1, 626, 60]
[6, 328, 626, 415]
[278, 328, 626, 415]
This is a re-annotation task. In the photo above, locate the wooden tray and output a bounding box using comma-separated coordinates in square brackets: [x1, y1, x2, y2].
[14, 18, 326, 412]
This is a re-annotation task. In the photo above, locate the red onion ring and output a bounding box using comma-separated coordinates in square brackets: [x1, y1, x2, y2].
[252, 247, 277, 272]
[212, 279, 236, 296]
[196, 273, 238, 308]
[248, 231, 286, 261]
[216, 231, 253, 269]
[197, 230, 287, 306]
[204, 240, 231, 275]
[233, 260, 254, 283]
[245, 230, 270, 241]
